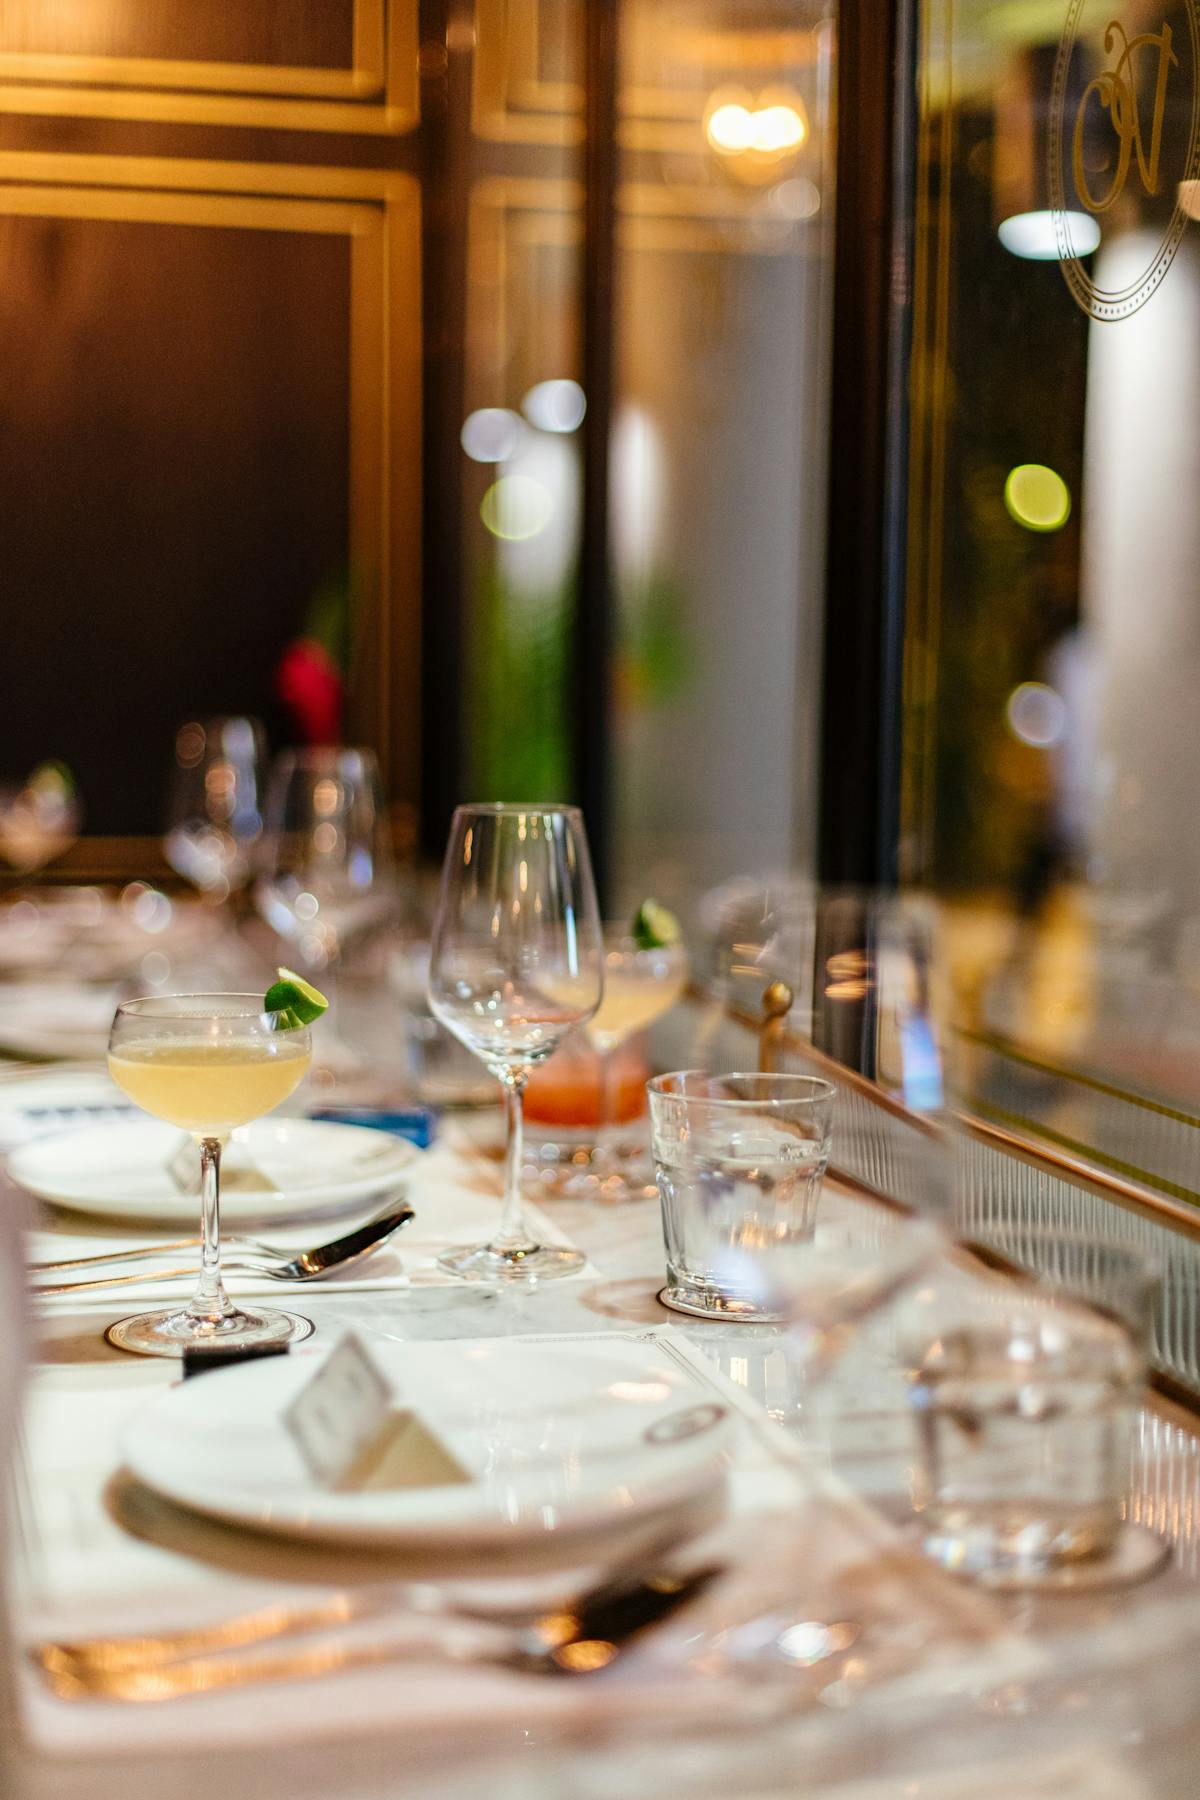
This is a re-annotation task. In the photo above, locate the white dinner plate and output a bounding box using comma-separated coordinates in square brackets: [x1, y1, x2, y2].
[120, 1336, 733, 1549]
[8, 1116, 419, 1226]
[0, 1067, 136, 1153]
[0, 983, 122, 1060]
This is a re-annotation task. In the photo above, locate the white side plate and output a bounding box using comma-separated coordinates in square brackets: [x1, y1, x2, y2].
[9, 1117, 419, 1226]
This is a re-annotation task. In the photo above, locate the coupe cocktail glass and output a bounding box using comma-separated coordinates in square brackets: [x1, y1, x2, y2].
[106, 994, 312, 1357]
[572, 931, 688, 1203]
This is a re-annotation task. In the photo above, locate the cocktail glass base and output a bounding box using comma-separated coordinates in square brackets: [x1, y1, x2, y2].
[436, 1242, 586, 1283]
[105, 1305, 315, 1359]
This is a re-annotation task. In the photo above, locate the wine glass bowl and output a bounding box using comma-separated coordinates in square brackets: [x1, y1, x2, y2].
[427, 804, 603, 1281]
[255, 747, 392, 971]
[105, 994, 313, 1357]
[163, 716, 265, 902]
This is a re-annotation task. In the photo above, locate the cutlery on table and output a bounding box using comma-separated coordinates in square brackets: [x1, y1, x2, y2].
[35, 1550, 723, 1701]
[29, 1196, 414, 1273]
[30, 1202, 415, 1294]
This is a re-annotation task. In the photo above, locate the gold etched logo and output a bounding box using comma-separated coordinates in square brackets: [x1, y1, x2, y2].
[1049, 2, 1200, 319]
[1073, 22, 1177, 212]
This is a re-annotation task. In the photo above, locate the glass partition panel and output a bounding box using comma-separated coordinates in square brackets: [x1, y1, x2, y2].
[461, 0, 585, 802]
[908, 0, 1200, 1198]
[609, 0, 837, 918]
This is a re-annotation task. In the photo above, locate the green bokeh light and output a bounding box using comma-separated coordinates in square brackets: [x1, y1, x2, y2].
[480, 475, 554, 541]
[1004, 463, 1071, 532]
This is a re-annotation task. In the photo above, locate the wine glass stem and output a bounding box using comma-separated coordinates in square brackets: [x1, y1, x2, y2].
[188, 1136, 233, 1322]
[492, 1071, 535, 1255]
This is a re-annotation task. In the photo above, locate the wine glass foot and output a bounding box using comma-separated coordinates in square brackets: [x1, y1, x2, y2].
[105, 1305, 315, 1359]
[436, 1242, 586, 1283]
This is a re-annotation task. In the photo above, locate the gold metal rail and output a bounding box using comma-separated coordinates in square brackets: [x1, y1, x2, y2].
[698, 978, 1200, 1246]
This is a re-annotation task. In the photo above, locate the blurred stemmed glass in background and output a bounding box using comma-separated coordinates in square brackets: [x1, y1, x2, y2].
[255, 747, 395, 1072]
[163, 717, 265, 906]
[0, 761, 81, 876]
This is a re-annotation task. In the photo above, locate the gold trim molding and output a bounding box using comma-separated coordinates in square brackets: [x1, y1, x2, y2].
[468, 172, 817, 361]
[471, 0, 820, 153]
[0, 151, 421, 799]
[0, 2, 417, 136]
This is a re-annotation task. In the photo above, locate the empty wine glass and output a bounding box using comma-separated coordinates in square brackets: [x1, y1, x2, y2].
[163, 717, 265, 902]
[255, 747, 392, 969]
[427, 803, 604, 1281]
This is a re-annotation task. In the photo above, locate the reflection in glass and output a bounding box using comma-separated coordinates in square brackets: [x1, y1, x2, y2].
[164, 716, 265, 903]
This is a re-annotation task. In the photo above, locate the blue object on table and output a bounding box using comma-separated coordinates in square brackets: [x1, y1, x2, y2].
[309, 1106, 436, 1150]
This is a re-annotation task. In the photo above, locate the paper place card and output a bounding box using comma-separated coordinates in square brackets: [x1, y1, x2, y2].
[283, 1332, 470, 1494]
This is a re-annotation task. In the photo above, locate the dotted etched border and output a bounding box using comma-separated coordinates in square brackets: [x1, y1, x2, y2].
[1047, 0, 1200, 321]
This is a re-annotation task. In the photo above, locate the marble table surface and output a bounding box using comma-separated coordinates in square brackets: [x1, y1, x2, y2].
[8, 1144, 1200, 1800]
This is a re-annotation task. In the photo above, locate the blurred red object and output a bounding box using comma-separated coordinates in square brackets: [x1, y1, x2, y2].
[275, 638, 344, 744]
[524, 1039, 648, 1128]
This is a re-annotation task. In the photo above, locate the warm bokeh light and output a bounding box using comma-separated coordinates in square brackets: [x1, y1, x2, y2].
[1003, 463, 1071, 532]
[705, 89, 808, 160]
[707, 101, 755, 152]
[522, 379, 586, 433]
[460, 407, 522, 464]
[998, 210, 1100, 261]
[1006, 681, 1067, 747]
[751, 104, 807, 153]
[480, 474, 554, 540]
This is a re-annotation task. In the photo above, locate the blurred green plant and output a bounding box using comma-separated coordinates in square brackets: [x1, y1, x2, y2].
[467, 563, 693, 797]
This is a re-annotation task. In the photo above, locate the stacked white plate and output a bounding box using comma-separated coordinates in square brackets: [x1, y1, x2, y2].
[120, 1335, 734, 1552]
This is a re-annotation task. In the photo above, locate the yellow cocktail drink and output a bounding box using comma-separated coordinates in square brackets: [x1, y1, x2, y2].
[108, 1036, 311, 1136]
[586, 965, 688, 1055]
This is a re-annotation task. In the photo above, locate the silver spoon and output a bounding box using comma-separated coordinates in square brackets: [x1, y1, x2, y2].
[31, 1203, 415, 1295]
[30, 1195, 411, 1273]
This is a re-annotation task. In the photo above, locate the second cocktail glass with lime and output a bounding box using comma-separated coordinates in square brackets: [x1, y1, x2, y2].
[568, 924, 688, 1202]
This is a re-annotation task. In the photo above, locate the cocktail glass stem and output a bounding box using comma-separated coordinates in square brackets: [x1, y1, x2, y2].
[593, 1049, 619, 1181]
[493, 1069, 535, 1255]
[187, 1136, 234, 1324]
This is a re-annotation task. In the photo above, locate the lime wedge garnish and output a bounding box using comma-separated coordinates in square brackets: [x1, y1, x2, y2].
[264, 967, 329, 1028]
[28, 759, 75, 797]
[632, 900, 681, 951]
